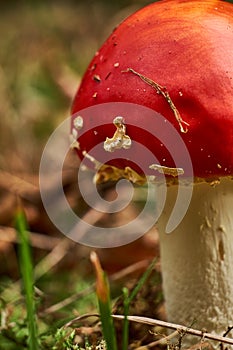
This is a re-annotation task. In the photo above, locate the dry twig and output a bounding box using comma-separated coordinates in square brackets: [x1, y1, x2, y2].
[112, 315, 233, 346]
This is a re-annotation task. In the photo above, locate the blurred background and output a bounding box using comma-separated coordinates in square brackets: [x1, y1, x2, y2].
[0, 0, 152, 175]
[0, 0, 159, 277]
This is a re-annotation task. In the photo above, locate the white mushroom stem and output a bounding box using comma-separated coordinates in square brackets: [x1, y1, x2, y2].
[157, 177, 233, 336]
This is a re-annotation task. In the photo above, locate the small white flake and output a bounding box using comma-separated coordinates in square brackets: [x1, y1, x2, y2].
[73, 116, 83, 130]
[104, 116, 132, 152]
[69, 131, 80, 149]
[72, 128, 78, 139]
[149, 164, 184, 177]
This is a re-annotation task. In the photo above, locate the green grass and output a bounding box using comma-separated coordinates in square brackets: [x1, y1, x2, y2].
[90, 251, 117, 350]
[90, 251, 158, 350]
[0, 240, 160, 349]
[15, 204, 39, 350]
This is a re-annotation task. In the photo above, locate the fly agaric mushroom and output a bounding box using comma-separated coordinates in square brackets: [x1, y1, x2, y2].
[71, 0, 233, 336]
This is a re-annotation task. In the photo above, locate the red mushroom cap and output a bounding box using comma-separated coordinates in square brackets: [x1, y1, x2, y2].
[71, 0, 233, 181]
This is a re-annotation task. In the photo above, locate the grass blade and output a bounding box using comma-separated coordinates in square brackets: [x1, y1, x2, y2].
[90, 251, 117, 350]
[15, 204, 39, 350]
